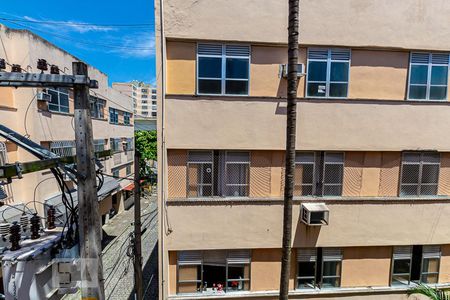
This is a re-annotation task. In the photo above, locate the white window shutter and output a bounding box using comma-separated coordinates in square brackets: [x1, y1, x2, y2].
[198, 44, 222, 56]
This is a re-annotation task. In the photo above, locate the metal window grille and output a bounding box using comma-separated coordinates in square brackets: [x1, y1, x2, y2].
[48, 88, 70, 113]
[50, 140, 75, 157]
[187, 151, 213, 198]
[400, 152, 440, 196]
[295, 152, 316, 196]
[421, 245, 441, 284]
[94, 139, 105, 153]
[110, 138, 121, 152]
[321, 248, 342, 288]
[322, 152, 344, 196]
[0, 142, 13, 202]
[197, 43, 250, 96]
[90, 96, 105, 119]
[306, 48, 351, 98]
[124, 112, 131, 125]
[126, 165, 132, 176]
[392, 246, 413, 286]
[177, 250, 251, 294]
[297, 248, 317, 289]
[408, 52, 449, 101]
[225, 151, 250, 197]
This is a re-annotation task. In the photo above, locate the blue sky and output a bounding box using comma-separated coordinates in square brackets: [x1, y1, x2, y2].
[0, 0, 155, 85]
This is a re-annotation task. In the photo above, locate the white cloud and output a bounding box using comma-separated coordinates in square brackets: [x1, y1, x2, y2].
[23, 16, 116, 33]
[108, 33, 155, 58]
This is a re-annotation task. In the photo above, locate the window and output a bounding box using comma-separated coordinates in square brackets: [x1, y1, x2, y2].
[151, 112, 156, 117]
[152, 105, 157, 111]
[125, 138, 134, 151]
[90, 96, 105, 119]
[142, 100, 148, 104]
[177, 250, 250, 294]
[126, 165, 132, 176]
[152, 101, 156, 105]
[306, 49, 351, 98]
[48, 88, 70, 113]
[112, 168, 119, 178]
[297, 249, 317, 289]
[110, 138, 121, 153]
[197, 44, 250, 95]
[391, 245, 441, 286]
[400, 152, 440, 196]
[50, 140, 75, 157]
[152, 95, 157, 100]
[142, 106, 148, 110]
[94, 139, 105, 153]
[124, 112, 131, 125]
[225, 152, 250, 197]
[294, 152, 344, 197]
[142, 94, 148, 99]
[0, 142, 13, 202]
[296, 248, 341, 289]
[141, 88, 148, 93]
[187, 151, 213, 197]
[421, 246, 441, 284]
[408, 53, 449, 100]
[152, 88, 157, 94]
[109, 108, 119, 124]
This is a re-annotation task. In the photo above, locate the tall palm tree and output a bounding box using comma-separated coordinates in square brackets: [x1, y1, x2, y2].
[279, 0, 300, 299]
[408, 283, 449, 300]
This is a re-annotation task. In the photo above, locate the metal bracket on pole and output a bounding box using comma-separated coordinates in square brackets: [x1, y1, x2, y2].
[14, 162, 23, 179]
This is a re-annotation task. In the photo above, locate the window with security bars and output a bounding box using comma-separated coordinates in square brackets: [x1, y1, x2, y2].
[400, 152, 440, 196]
[94, 139, 105, 153]
[124, 112, 132, 125]
[296, 248, 342, 289]
[50, 141, 75, 157]
[177, 250, 250, 294]
[294, 152, 344, 197]
[186, 151, 250, 198]
[48, 88, 70, 113]
[197, 44, 250, 95]
[110, 138, 121, 153]
[90, 96, 105, 119]
[408, 53, 449, 100]
[306, 49, 351, 98]
[0, 142, 13, 202]
[109, 108, 119, 124]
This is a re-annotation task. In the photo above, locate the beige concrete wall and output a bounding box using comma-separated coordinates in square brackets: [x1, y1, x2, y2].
[249, 151, 272, 198]
[164, 0, 450, 51]
[349, 51, 409, 101]
[168, 251, 177, 295]
[166, 97, 450, 151]
[166, 41, 196, 95]
[342, 247, 392, 288]
[166, 202, 450, 250]
[439, 244, 450, 283]
[167, 150, 187, 199]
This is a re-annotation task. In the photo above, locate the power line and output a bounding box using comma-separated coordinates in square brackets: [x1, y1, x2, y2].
[2, 20, 155, 51]
[0, 17, 154, 28]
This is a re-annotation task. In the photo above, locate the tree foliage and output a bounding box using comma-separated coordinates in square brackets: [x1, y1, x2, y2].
[408, 283, 449, 300]
[135, 130, 157, 161]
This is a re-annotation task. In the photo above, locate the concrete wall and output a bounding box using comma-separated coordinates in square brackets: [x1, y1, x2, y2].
[165, 202, 450, 250]
[164, 0, 450, 51]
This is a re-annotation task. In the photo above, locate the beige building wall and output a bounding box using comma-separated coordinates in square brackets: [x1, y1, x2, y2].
[341, 247, 392, 288]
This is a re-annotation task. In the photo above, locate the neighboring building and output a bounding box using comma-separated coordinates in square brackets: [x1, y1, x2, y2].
[0, 24, 135, 223]
[156, 1, 450, 299]
[113, 81, 157, 131]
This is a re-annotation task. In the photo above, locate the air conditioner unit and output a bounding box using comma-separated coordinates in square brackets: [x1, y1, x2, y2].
[37, 92, 51, 102]
[300, 203, 329, 226]
[279, 63, 305, 78]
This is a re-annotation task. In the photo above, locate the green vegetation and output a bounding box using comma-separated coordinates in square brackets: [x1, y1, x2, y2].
[408, 283, 449, 300]
[135, 130, 157, 179]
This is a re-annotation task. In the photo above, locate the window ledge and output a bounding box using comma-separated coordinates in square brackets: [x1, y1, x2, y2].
[92, 117, 108, 122]
[168, 283, 450, 299]
[40, 109, 73, 117]
[166, 195, 450, 206]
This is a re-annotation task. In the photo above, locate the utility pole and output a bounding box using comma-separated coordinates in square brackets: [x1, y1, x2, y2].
[133, 151, 143, 300]
[73, 62, 105, 300]
[279, 0, 300, 299]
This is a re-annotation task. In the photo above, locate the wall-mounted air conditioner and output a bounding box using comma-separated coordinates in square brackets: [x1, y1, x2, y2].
[279, 63, 305, 78]
[37, 92, 51, 102]
[301, 203, 329, 226]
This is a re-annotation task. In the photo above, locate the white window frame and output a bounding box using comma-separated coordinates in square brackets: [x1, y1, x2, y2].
[306, 48, 351, 99]
[196, 44, 251, 96]
[109, 108, 119, 124]
[50, 140, 75, 157]
[0, 142, 13, 202]
[224, 151, 250, 197]
[295, 152, 316, 196]
[421, 246, 441, 284]
[391, 246, 413, 286]
[48, 88, 70, 113]
[187, 151, 214, 198]
[321, 248, 342, 288]
[94, 139, 105, 153]
[407, 52, 450, 101]
[124, 112, 131, 125]
[296, 248, 317, 290]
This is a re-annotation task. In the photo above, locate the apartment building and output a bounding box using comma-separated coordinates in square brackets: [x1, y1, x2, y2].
[0, 24, 135, 223]
[156, 0, 450, 299]
[113, 80, 157, 131]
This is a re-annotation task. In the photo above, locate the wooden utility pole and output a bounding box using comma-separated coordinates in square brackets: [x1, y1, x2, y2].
[133, 151, 143, 300]
[279, 0, 300, 299]
[73, 62, 105, 300]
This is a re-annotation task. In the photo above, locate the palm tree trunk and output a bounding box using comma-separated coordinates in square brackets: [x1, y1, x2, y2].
[279, 0, 300, 299]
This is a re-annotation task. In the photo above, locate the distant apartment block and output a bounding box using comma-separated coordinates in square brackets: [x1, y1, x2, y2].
[156, 1, 450, 300]
[113, 81, 157, 131]
[0, 24, 135, 224]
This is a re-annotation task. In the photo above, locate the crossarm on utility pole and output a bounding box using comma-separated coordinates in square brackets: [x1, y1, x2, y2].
[73, 62, 105, 300]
